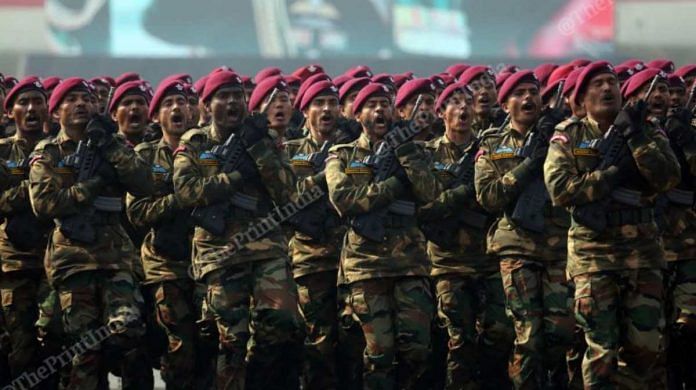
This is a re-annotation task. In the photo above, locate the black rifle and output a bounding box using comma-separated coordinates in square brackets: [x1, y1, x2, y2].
[420, 140, 489, 248]
[152, 172, 192, 261]
[508, 81, 565, 233]
[3, 158, 51, 250]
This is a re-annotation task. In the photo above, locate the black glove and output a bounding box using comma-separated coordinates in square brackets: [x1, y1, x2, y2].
[666, 108, 695, 147]
[614, 101, 647, 139]
[335, 117, 361, 144]
[311, 171, 328, 191]
[143, 123, 163, 142]
[234, 154, 259, 181]
[241, 113, 269, 147]
[393, 163, 410, 187]
[86, 116, 117, 152]
[536, 106, 567, 139]
[529, 145, 549, 170]
[95, 160, 118, 182]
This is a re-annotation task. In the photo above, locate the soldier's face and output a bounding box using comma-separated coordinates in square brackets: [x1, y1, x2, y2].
[634, 81, 669, 118]
[669, 86, 687, 110]
[398, 93, 435, 122]
[187, 95, 200, 128]
[208, 86, 246, 130]
[112, 94, 148, 137]
[439, 91, 473, 135]
[503, 83, 541, 127]
[581, 73, 621, 121]
[10, 90, 47, 133]
[289, 86, 299, 104]
[265, 91, 293, 130]
[94, 84, 110, 113]
[198, 99, 210, 126]
[57, 90, 92, 130]
[158, 94, 190, 136]
[341, 90, 360, 119]
[358, 96, 393, 139]
[469, 74, 498, 117]
[304, 94, 339, 136]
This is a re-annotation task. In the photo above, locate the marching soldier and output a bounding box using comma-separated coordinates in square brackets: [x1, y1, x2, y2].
[544, 62, 681, 388]
[325, 82, 442, 388]
[458, 66, 506, 136]
[395, 78, 437, 141]
[475, 70, 575, 389]
[28, 77, 154, 389]
[172, 70, 301, 389]
[420, 83, 514, 389]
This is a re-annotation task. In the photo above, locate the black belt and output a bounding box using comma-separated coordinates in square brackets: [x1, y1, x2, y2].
[606, 208, 654, 227]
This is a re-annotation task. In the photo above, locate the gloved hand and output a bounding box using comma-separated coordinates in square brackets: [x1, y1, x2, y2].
[393, 163, 410, 187]
[666, 108, 695, 147]
[241, 113, 269, 147]
[234, 154, 259, 181]
[311, 171, 327, 191]
[86, 114, 117, 149]
[536, 106, 567, 139]
[614, 101, 647, 139]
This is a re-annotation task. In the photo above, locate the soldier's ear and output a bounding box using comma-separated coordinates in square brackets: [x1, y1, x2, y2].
[110, 110, 118, 122]
[302, 108, 309, 119]
[397, 106, 409, 121]
[52, 110, 60, 122]
[437, 108, 445, 120]
[501, 101, 510, 114]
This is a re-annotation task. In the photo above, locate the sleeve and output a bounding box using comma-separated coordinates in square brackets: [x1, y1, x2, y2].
[102, 139, 154, 197]
[325, 150, 404, 218]
[627, 127, 681, 193]
[0, 180, 31, 216]
[247, 137, 296, 205]
[395, 142, 443, 204]
[474, 140, 518, 213]
[28, 142, 103, 218]
[172, 135, 242, 208]
[543, 132, 616, 207]
[683, 140, 696, 176]
[125, 192, 178, 228]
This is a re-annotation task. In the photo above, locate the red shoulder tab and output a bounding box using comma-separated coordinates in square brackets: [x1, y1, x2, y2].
[29, 154, 44, 166]
[475, 149, 485, 162]
[550, 134, 569, 144]
[173, 145, 187, 156]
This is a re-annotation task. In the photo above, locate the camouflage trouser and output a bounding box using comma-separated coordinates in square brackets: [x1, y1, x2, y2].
[205, 257, 302, 390]
[349, 276, 434, 389]
[434, 271, 515, 390]
[500, 258, 575, 390]
[296, 271, 338, 389]
[57, 270, 149, 390]
[574, 268, 666, 389]
[665, 260, 696, 389]
[150, 279, 197, 389]
[194, 281, 218, 390]
[0, 308, 8, 387]
[336, 284, 364, 390]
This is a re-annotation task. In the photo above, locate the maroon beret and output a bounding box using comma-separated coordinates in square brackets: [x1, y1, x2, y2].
[534, 63, 559, 86]
[541, 78, 566, 101]
[615, 65, 635, 82]
[282, 75, 300, 89]
[240, 76, 255, 89]
[4, 76, 18, 90]
[42, 77, 62, 92]
[149, 79, 187, 119]
[395, 78, 436, 108]
[161, 73, 193, 85]
[430, 75, 446, 89]
[332, 74, 352, 89]
[48, 77, 91, 114]
[562, 67, 585, 97]
[371, 73, 395, 88]
[254, 67, 282, 83]
[339, 77, 371, 103]
[495, 72, 514, 89]
[4, 76, 46, 111]
[108, 81, 151, 113]
[500, 64, 521, 74]
[292, 64, 325, 82]
[210, 66, 235, 74]
[437, 73, 455, 86]
[547, 65, 575, 88]
[299, 81, 339, 111]
[115, 72, 141, 87]
[458, 66, 496, 87]
[344, 65, 373, 79]
[193, 76, 209, 97]
[446, 63, 470, 78]
[201, 71, 243, 103]
[667, 74, 686, 89]
[435, 83, 471, 112]
[248, 75, 289, 112]
[392, 73, 413, 89]
[497, 70, 539, 105]
[352, 83, 392, 115]
[571, 61, 616, 105]
[646, 59, 675, 74]
[90, 76, 115, 88]
[675, 64, 696, 79]
[622, 67, 669, 99]
[294, 73, 332, 109]
[569, 59, 592, 68]
[184, 83, 198, 97]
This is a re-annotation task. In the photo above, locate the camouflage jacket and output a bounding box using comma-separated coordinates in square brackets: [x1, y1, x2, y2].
[28, 129, 154, 285]
[172, 124, 296, 280]
[126, 138, 192, 284]
[423, 135, 496, 276]
[284, 134, 344, 279]
[325, 132, 442, 284]
[474, 122, 570, 262]
[544, 116, 681, 276]
[0, 134, 51, 273]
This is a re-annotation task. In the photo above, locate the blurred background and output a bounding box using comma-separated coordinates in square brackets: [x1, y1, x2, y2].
[0, 0, 692, 93]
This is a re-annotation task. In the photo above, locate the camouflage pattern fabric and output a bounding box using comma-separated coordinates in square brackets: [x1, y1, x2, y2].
[434, 271, 514, 389]
[500, 257, 575, 389]
[666, 259, 696, 388]
[573, 268, 666, 389]
[348, 276, 434, 389]
[336, 283, 365, 390]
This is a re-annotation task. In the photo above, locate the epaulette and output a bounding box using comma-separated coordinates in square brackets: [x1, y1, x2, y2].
[133, 139, 158, 153]
[554, 116, 580, 132]
[180, 127, 208, 144]
[33, 137, 57, 152]
[479, 127, 502, 140]
[282, 137, 305, 148]
[328, 140, 358, 154]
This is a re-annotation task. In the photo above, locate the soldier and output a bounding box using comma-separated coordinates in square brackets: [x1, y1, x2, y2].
[172, 70, 301, 389]
[419, 83, 514, 389]
[543, 62, 681, 388]
[110, 80, 150, 147]
[339, 77, 371, 120]
[395, 78, 438, 141]
[458, 66, 506, 136]
[28, 77, 154, 389]
[248, 75, 293, 141]
[0, 77, 56, 385]
[325, 82, 442, 388]
[284, 80, 345, 389]
[89, 77, 114, 114]
[474, 70, 575, 389]
[194, 75, 211, 128]
[185, 83, 201, 130]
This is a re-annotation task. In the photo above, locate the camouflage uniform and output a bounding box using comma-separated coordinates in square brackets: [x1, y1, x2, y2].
[0, 134, 56, 381]
[28, 129, 154, 389]
[422, 134, 514, 389]
[325, 132, 441, 389]
[172, 124, 301, 389]
[126, 138, 197, 389]
[544, 116, 681, 388]
[475, 122, 575, 389]
[284, 134, 346, 389]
